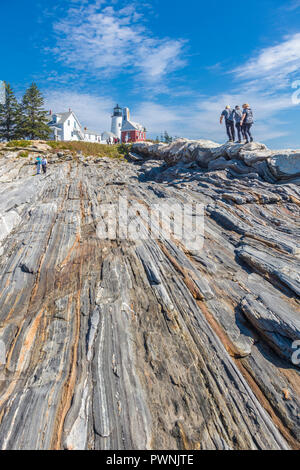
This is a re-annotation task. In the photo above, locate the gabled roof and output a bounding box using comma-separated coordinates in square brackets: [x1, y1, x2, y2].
[47, 112, 69, 124]
[121, 120, 144, 132]
[47, 111, 82, 128]
[54, 112, 72, 123]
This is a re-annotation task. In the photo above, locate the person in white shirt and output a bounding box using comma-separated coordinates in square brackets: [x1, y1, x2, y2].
[41, 157, 47, 174]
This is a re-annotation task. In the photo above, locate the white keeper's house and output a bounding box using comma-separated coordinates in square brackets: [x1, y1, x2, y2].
[47, 110, 102, 143]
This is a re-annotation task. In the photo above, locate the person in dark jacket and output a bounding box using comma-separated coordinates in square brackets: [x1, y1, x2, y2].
[41, 157, 47, 174]
[220, 105, 235, 142]
[240, 104, 254, 143]
[233, 106, 243, 143]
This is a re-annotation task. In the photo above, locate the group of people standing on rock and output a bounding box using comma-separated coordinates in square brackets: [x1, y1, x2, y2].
[220, 104, 254, 144]
[35, 156, 47, 175]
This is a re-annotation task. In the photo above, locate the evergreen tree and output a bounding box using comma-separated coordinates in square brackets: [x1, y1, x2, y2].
[13, 104, 26, 140]
[163, 131, 173, 144]
[0, 83, 20, 141]
[20, 83, 50, 140]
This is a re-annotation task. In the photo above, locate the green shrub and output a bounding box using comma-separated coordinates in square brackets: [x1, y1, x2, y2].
[6, 140, 32, 148]
[18, 150, 29, 158]
[117, 143, 133, 157]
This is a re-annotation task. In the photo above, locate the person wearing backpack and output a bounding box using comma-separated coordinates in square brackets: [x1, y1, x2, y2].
[233, 106, 243, 143]
[240, 104, 254, 143]
[220, 105, 235, 142]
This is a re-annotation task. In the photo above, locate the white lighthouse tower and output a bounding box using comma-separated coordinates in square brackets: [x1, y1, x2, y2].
[111, 104, 123, 140]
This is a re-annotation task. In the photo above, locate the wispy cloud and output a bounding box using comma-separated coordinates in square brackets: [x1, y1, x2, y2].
[51, 1, 186, 86]
[233, 33, 300, 88]
[285, 0, 300, 11]
[44, 90, 114, 132]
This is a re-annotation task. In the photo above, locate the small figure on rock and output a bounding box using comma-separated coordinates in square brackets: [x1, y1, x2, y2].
[35, 156, 41, 175]
[240, 103, 254, 144]
[220, 105, 235, 142]
[233, 106, 243, 143]
[42, 156, 47, 174]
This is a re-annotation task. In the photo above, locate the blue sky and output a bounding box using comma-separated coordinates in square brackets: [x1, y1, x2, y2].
[1, 0, 300, 147]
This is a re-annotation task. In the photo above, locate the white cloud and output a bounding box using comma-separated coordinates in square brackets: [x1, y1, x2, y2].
[233, 33, 300, 88]
[44, 90, 114, 133]
[51, 1, 186, 85]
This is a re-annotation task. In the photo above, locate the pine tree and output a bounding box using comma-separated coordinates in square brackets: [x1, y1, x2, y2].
[13, 104, 26, 140]
[20, 83, 50, 140]
[163, 131, 173, 144]
[0, 83, 20, 141]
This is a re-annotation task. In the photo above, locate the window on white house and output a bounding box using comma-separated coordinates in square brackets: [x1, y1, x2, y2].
[74, 122, 77, 129]
[68, 120, 70, 126]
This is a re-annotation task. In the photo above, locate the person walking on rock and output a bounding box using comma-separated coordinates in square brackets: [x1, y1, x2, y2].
[42, 157, 47, 174]
[233, 106, 243, 143]
[240, 103, 254, 144]
[220, 106, 235, 142]
[36, 156, 41, 175]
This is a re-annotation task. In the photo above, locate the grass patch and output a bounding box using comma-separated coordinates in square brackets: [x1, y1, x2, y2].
[6, 140, 32, 148]
[18, 150, 29, 158]
[47, 141, 132, 159]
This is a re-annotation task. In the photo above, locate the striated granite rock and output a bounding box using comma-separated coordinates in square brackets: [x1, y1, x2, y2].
[0, 143, 299, 450]
[133, 140, 300, 185]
